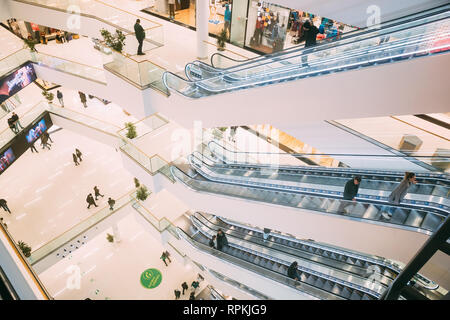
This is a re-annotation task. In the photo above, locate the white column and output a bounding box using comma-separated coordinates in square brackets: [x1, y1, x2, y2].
[196, 0, 209, 59]
[112, 223, 121, 243]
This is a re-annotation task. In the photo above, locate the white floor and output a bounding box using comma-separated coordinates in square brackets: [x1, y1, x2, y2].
[38, 212, 199, 300]
[0, 127, 135, 251]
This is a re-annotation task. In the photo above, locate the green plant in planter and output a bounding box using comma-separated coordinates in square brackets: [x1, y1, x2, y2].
[100, 28, 126, 53]
[18, 241, 32, 257]
[136, 185, 150, 201]
[125, 122, 137, 139]
[42, 90, 54, 103]
[24, 38, 37, 52]
[134, 177, 141, 188]
[106, 233, 114, 243]
[217, 28, 227, 51]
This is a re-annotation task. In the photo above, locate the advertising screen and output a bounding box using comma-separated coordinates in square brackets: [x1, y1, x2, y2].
[26, 118, 47, 143]
[0, 63, 37, 104]
[0, 148, 16, 173]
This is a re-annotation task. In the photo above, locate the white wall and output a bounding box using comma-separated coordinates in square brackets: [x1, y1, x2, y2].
[278, 121, 428, 171]
[266, 0, 448, 27]
[0, 0, 12, 22]
[34, 64, 110, 100]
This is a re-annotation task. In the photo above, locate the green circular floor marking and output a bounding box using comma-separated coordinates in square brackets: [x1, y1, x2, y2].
[140, 268, 162, 289]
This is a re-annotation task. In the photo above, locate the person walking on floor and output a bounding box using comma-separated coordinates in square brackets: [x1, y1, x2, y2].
[43, 131, 53, 143]
[216, 229, 228, 251]
[86, 193, 98, 209]
[189, 292, 195, 300]
[0, 199, 11, 214]
[383, 172, 417, 220]
[134, 19, 146, 55]
[191, 280, 199, 292]
[73, 153, 79, 166]
[160, 251, 169, 266]
[181, 282, 188, 295]
[40, 134, 51, 150]
[174, 289, 181, 300]
[30, 142, 38, 153]
[78, 91, 88, 108]
[107, 197, 115, 211]
[164, 250, 172, 263]
[287, 261, 300, 281]
[94, 186, 104, 200]
[11, 112, 24, 132]
[209, 235, 216, 248]
[57, 90, 64, 107]
[75, 148, 83, 162]
[338, 176, 361, 214]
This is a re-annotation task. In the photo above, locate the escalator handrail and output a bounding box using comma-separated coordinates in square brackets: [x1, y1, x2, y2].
[170, 166, 444, 236]
[176, 226, 334, 300]
[189, 152, 449, 217]
[208, 4, 450, 70]
[207, 140, 450, 180]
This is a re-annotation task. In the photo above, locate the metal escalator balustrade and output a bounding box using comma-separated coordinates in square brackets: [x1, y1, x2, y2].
[163, 12, 450, 98]
[190, 150, 450, 213]
[170, 166, 445, 235]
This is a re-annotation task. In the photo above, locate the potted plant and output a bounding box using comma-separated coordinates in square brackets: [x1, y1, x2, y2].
[136, 185, 150, 201]
[100, 28, 126, 53]
[217, 28, 227, 51]
[125, 122, 137, 139]
[134, 177, 140, 188]
[18, 241, 32, 257]
[106, 233, 114, 243]
[42, 90, 54, 106]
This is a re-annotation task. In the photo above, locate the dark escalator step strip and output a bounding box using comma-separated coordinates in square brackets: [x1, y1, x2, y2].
[331, 284, 344, 296]
[322, 280, 334, 292]
[314, 277, 325, 289]
[362, 294, 373, 300]
[340, 287, 352, 299]
[354, 260, 364, 267]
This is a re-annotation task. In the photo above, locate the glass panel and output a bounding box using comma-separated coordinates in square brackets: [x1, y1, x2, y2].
[230, 0, 249, 47]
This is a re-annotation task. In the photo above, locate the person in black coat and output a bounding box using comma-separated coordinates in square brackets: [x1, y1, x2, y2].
[209, 235, 216, 248]
[338, 176, 361, 214]
[301, 19, 323, 66]
[287, 261, 300, 281]
[0, 199, 11, 213]
[216, 229, 228, 251]
[94, 186, 104, 200]
[86, 193, 98, 209]
[174, 289, 181, 299]
[75, 148, 83, 162]
[181, 282, 188, 295]
[73, 153, 79, 166]
[134, 19, 146, 55]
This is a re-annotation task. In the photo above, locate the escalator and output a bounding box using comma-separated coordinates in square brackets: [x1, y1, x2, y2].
[170, 156, 446, 235]
[163, 8, 450, 98]
[179, 221, 379, 300]
[191, 211, 446, 300]
[197, 141, 450, 212]
[185, 5, 450, 80]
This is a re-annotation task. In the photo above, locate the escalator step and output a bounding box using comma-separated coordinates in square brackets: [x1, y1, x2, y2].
[346, 257, 356, 264]
[362, 294, 373, 300]
[331, 283, 343, 296]
[354, 260, 364, 267]
[350, 290, 363, 300]
[340, 287, 352, 299]
[305, 275, 316, 285]
[322, 280, 334, 292]
[314, 277, 325, 288]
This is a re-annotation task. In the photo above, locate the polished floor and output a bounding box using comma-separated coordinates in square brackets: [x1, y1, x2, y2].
[38, 212, 200, 300]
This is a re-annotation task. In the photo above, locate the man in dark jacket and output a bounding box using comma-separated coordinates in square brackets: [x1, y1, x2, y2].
[338, 176, 361, 213]
[78, 91, 88, 108]
[181, 281, 188, 295]
[287, 261, 300, 281]
[8, 117, 18, 134]
[11, 112, 24, 132]
[134, 19, 146, 55]
[86, 193, 98, 209]
[301, 20, 323, 66]
[0, 199, 11, 213]
[209, 235, 216, 248]
[107, 197, 116, 211]
[216, 229, 228, 251]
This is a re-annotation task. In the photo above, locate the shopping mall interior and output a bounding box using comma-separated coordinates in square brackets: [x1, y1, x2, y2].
[0, 0, 449, 302]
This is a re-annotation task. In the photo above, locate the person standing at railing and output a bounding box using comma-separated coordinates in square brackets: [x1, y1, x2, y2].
[338, 176, 361, 214]
[0, 199, 11, 214]
[57, 90, 64, 107]
[383, 172, 417, 220]
[134, 19, 146, 56]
